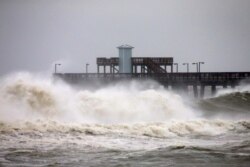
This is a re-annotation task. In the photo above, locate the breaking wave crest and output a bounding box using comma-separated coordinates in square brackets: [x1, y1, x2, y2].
[0, 72, 195, 124]
[198, 86, 250, 115]
[213, 92, 250, 110]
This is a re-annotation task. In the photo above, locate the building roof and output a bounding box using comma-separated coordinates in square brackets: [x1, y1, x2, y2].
[117, 44, 134, 49]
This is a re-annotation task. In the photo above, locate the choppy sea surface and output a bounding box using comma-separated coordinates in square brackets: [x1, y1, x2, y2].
[0, 73, 250, 167]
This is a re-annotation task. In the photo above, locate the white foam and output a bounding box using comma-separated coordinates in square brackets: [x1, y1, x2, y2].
[0, 72, 196, 124]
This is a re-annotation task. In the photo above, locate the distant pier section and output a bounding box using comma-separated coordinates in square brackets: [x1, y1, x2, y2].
[54, 45, 250, 98]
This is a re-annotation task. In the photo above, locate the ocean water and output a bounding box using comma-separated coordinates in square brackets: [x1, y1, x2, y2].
[0, 73, 250, 167]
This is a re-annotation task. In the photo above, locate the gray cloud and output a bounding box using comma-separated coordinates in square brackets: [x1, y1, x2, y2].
[0, 0, 250, 75]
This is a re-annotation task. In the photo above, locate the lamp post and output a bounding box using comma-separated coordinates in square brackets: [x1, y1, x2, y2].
[192, 63, 199, 72]
[54, 63, 61, 73]
[198, 62, 205, 72]
[86, 63, 89, 73]
[183, 63, 189, 73]
[174, 63, 178, 73]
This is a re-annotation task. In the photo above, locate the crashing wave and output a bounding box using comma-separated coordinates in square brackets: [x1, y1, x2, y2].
[0, 72, 196, 124]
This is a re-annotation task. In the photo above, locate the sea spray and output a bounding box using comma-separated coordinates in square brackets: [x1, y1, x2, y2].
[0, 72, 196, 124]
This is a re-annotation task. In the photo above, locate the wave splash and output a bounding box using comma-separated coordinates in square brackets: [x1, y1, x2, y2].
[0, 72, 196, 124]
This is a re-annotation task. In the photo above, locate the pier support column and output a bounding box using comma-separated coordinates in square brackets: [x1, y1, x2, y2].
[183, 85, 188, 92]
[231, 83, 236, 89]
[200, 85, 205, 99]
[193, 85, 198, 98]
[171, 85, 177, 91]
[164, 84, 169, 89]
[211, 85, 216, 96]
[97, 66, 100, 73]
[172, 84, 188, 93]
[172, 84, 181, 92]
[223, 84, 227, 89]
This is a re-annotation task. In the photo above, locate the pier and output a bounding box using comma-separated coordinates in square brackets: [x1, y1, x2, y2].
[54, 72, 250, 98]
[54, 45, 250, 98]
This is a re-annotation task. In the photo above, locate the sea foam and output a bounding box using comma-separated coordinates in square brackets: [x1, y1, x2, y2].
[0, 72, 196, 124]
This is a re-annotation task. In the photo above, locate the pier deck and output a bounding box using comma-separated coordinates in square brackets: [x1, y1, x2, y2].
[54, 72, 250, 98]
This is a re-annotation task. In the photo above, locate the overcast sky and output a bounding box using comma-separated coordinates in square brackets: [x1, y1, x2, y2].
[0, 0, 250, 75]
